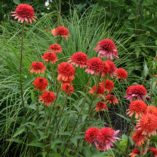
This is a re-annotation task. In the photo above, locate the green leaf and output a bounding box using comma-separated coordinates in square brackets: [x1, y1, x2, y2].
[13, 0, 21, 4]
[13, 127, 25, 138]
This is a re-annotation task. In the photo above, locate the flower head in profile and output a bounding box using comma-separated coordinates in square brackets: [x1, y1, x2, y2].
[95, 127, 119, 151]
[105, 94, 119, 105]
[51, 26, 69, 39]
[105, 60, 116, 76]
[39, 90, 56, 106]
[30, 61, 46, 74]
[94, 38, 118, 60]
[33, 77, 48, 91]
[125, 84, 147, 101]
[104, 79, 114, 93]
[61, 83, 74, 95]
[57, 62, 75, 82]
[115, 68, 128, 80]
[129, 148, 140, 157]
[89, 82, 105, 95]
[69, 52, 87, 68]
[127, 100, 147, 118]
[85, 57, 103, 75]
[96, 102, 108, 112]
[101, 61, 109, 77]
[48, 43, 62, 53]
[12, 4, 36, 23]
[136, 113, 157, 136]
[42, 52, 57, 64]
[146, 105, 157, 116]
[85, 127, 100, 144]
[132, 130, 146, 146]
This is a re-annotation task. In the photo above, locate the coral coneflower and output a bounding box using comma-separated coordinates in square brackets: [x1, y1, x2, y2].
[146, 105, 157, 116]
[104, 79, 114, 92]
[96, 102, 108, 112]
[69, 51, 87, 68]
[39, 90, 56, 106]
[101, 61, 109, 77]
[115, 68, 128, 80]
[89, 82, 105, 95]
[132, 130, 146, 146]
[94, 39, 118, 60]
[57, 62, 75, 82]
[149, 147, 157, 157]
[105, 94, 119, 105]
[33, 77, 48, 91]
[125, 84, 147, 101]
[129, 148, 140, 157]
[48, 43, 62, 53]
[105, 60, 116, 76]
[30, 61, 46, 74]
[95, 127, 119, 151]
[42, 52, 57, 64]
[136, 113, 157, 136]
[85, 57, 103, 75]
[51, 26, 69, 39]
[61, 83, 74, 95]
[85, 127, 100, 144]
[12, 4, 36, 23]
[127, 100, 147, 118]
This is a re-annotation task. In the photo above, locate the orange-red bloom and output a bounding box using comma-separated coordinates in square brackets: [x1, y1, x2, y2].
[12, 4, 36, 23]
[127, 100, 147, 118]
[146, 105, 157, 116]
[96, 102, 108, 112]
[61, 83, 74, 95]
[101, 61, 109, 77]
[48, 43, 62, 53]
[51, 26, 69, 39]
[104, 79, 114, 92]
[136, 113, 157, 136]
[105, 94, 119, 105]
[39, 90, 56, 106]
[89, 82, 105, 95]
[30, 61, 46, 74]
[86, 57, 103, 75]
[85, 127, 100, 144]
[94, 39, 118, 60]
[125, 84, 147, 101]
[33, 77, 48, 91]
[132, 130, 146, 146]
[57, 62, 75, 82]
[69, 52, 87, 68]
[115, 68, 128, 80]
[105, 60, 116, 76]
[149, 147, 157, 157]
[42, 52, 57, 64]
[129, 148, 140, 157]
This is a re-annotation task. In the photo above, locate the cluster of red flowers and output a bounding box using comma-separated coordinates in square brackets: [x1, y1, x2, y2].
[126, 85, 157, 156]
[85, 127, 119, 151]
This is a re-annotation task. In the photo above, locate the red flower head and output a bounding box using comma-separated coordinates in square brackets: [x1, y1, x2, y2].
[69, 52, 88, 68]
[89, 82, 105, 95]
[132, 130, 146, 146]
[127, 100, 147, 119]
[125, 84, 147, 101]
[94, 39, 118, 60]
[57, 62, 75, 82]
[136, 113, 157, 136]
[104, 79, 114, 92]
[105, 94, 119, 105]
[30, 61, 46, 74]
[51, 26, 69, 39]
[33, 77, 48, 91]
[96, 102, 108, 112]
[95, 127, 119, 151]
[48, 43, 62, 53]
[42, 52, 57, 64]
[105, 60, 116, 76]
[39, 90, 56, 106]
[146, 106, 157, 117]
[85, 57, 103, 75]
[12, 4, 36, 23]
[85, 127, 100, 144]
[149, 147, 157, 157]
[129, 148, 140, 157]
[61, 83, 74, 95]
[101, 61, 110, 77]
[115, 68, 128, 80]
